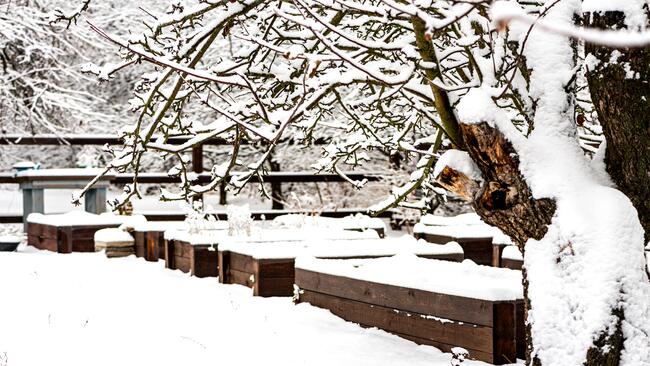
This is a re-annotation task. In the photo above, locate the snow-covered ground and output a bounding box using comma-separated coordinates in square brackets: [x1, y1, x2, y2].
[0, 246, 512, 366]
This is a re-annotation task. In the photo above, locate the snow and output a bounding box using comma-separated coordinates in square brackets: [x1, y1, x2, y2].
[420, 213, 484, 227]
[296, 255, 523, 301]
[414, 223, 500, 239]
[94, 228, 134, 243]
[16, 168, 112, 178]
[463, 1, 650, 364]
[433, 150, 484, 182]
[0, 235, 21, 243]
[26, 212, 133, 226]
[271, 214, 386, 232]
[219, 235, 463, 260]
[131, 221, 194, 232]
[165, 227, 378, 246]
[502, 246, 522, 261]
[0, 250, 500, 366]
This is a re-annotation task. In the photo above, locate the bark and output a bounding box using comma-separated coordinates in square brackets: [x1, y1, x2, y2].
[584, 11, 650, 243]
[434, 121, 624, 365]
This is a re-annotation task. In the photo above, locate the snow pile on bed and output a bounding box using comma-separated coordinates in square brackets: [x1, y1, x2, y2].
[420, 212, 484, 226]
[271, 214, 386, 232]
[502, 246, 522, 261]
[26, 212, 138, 226]
[131, 220, 195, 232]
[414, 212, 502, 239]
[219, 235, 462, 260]
[94, 228, 134, 243]
[166, 227, 378, 246]
[296, 255, 523, 301]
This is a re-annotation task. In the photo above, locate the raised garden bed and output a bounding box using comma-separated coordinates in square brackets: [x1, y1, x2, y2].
[26, 212, 131, 253]
[219, 237, 463, 297]
[164, 229, 225, 278]
[132, 221, 225, 261]
[414, 213, 501, 266]
[500, 246, 523, 270]
[165, 228, 379, 278]
[295, 256, 525, 365]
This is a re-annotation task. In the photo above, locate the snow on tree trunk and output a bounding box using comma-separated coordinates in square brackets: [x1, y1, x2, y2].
[435, 1, 650, 364]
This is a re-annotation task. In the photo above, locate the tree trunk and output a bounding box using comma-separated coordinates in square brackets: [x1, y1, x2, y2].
[584, 11, 650, 243]
[435, 121, 625, 365]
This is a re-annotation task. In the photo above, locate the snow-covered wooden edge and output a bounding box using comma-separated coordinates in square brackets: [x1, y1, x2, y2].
[413, 222, 500, 239]
[26, 212, 140, 227]
[295, 255, 523, 301]
[94, 228, 135, 243]
[502, 246, 523, 261]
[419, 212, 484, 227]
[219, 236, 463, 260]
[271, 214, 386, 231]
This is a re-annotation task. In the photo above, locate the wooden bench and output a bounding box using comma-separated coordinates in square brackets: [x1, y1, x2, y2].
[295, 257, 525, 365]
[26, 212, 128, 253]
[14, 169, 114, 228]
[219, 238, 462, 297]
[414, 214, 501, 266]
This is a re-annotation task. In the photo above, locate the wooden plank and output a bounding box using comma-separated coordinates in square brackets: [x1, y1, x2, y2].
[145, 232, 158, 261]
[515, 300, 526, 360]
[71, 239, 96, 253]
[227, 251, 255, 273]
[218, 251, 230, 283]
[296, 268, 496, 327]
[419, 233, 494, 266]
[255, 277, 295, 297]
[299, 290, 496, 358]
[398, 332, 496, 364]
[492, 302, 517, 364]
[134, 232, 146, 258]
[174, 256, 191, 273]
[191, 247, 219, 278]
[255, 259, 295, 278]
[226, 268, 255, 288]
[165, 240, 175, 269]
[59, 226, 73, 253]
[502, 258, 522, 270]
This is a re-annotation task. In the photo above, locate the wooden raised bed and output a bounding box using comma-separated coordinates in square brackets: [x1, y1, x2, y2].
[219, 239, 464, 297]
[164, 236, 222, 278]
[133, 221, 219, 261]
[295, 257, 525, 365]
[500, 246, 523, 270]
[414, 223, 499, 266]
[26, 212, 126, 253]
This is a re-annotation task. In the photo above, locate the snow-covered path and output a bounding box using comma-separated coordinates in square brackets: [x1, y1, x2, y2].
[0, 247, 501, 366]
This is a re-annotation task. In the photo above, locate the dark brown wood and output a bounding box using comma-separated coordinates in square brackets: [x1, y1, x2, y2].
[296, 268, 496, 327]
[219, 248, 463, 297]
[492, 244, 506, 267]
[297, 273, 520, 364]
[134, 230, 165, 261]
[502, 258, 523, 271]
[515, 300, 526, 360]
[192, 145, 203, 173]
[415, 232, 493, 266]
[26, 222, 121, 253]
[299, 290, 495, 355]
[165, 239, 218, 277]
